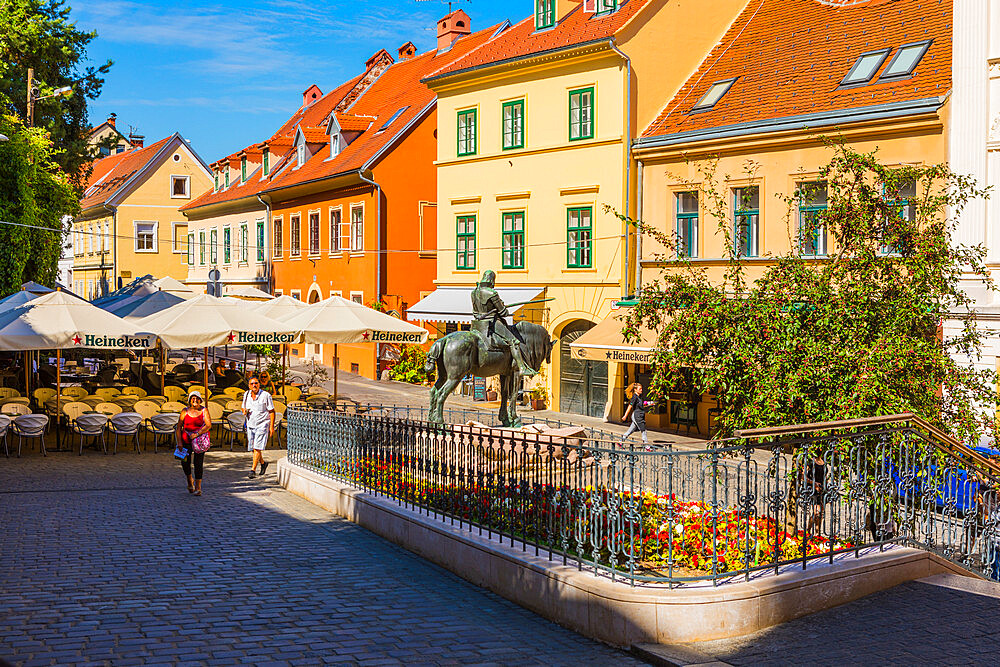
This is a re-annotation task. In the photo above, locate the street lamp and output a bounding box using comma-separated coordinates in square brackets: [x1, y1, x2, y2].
[26, 68, 75, 127]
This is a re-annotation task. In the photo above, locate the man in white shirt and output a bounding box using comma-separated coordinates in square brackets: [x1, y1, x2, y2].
[242, 376, 275, 478]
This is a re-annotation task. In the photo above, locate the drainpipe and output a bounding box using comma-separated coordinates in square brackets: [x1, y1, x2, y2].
[103, 203, 116, 295]
[257, 193, 272, 293]
[609, 39, 633, 296]
[636, 161, 644, 293]
[357, 169, 383, 375]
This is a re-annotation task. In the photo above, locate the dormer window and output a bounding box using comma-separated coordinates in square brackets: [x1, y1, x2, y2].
[224, 170, 230, 188]
[593, 0, 618, 14]
[263, 149, 269, 176]
[296, 142, 306, 168]
[240, 156, 247, 183]
[535, 0, 554, 30]
[214, 172, 219, 192]
[330, 133, 343, 158]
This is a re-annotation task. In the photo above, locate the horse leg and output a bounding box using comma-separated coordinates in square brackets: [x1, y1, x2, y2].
[507, 372, 522, 428]
[435, 377, 462, 423]
[498, 373, 510, 427]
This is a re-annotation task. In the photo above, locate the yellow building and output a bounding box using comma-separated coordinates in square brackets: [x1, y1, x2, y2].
[86, 112, 134, 156]
[73, 133, 213, 299]
[594, 0, 953, 434]
[417, 0, 746, 419]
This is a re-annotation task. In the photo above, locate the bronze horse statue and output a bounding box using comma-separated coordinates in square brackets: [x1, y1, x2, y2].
[425, 321, 555, 426]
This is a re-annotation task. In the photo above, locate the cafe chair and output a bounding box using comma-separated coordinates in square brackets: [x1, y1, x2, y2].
[205, 401, 224, 438]
[72, 412, 108, 456]
[224, 411, 246, 451]
[144, 412, 179, 454]
[1, 403, 32, 417]
[277, 385, 302, 402]
[0, 414, 10, 457]
[62, 386, 88, 400]
[132, 400, 159, 421]
[273, 408, 285, 448]
[94, 387, 121, 401]
[121, 386, 147, 397]
[95, 402, 123, 417]
[162, 386, 186, 403]
[95, 366, 119, 385]
[12, 413, 49, 457]
[33, 387, 56, 408]
[161, 401, 186, 413]
[61, 401, 90, 427]
[0, 387, 20, 400]
[109, 412, 143, 454]
[143, 395, 167, 406]
[223, 386, 244, 399]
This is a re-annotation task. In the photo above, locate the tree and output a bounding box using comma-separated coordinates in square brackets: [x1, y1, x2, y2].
[0, 0, 113, 187]
[622, 142, 995, 445]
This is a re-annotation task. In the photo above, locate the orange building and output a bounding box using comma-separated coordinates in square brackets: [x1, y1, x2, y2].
[263, 11, 504, 379]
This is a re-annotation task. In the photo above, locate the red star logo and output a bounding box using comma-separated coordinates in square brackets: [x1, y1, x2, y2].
[72, 335, 82, 345]
[362, 331, 370, 340]
[227, 332, 236, 343]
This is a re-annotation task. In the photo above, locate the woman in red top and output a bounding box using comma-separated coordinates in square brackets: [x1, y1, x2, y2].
[175, 391, 212, 496]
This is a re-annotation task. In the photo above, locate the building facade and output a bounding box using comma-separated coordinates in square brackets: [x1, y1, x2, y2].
[621, 0, 952, 433]
[73, 134, 213, 299]
[419, 0, 746, 418]
[265, 13, 501, 379]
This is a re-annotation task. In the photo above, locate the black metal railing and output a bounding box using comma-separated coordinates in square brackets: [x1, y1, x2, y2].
[287, 408, 1000, 587]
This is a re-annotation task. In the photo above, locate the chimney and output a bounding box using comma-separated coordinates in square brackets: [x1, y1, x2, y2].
[398, 41, 417, 60]
[128, 132, 144, 149]
[302, 84, 322, 108]
[437, 9, 471, 50]
[107, 112, 117, 128]
[557, 0, 582, 21]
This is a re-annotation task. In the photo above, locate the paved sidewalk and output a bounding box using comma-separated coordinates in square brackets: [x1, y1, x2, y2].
[0, 450, 642, 666]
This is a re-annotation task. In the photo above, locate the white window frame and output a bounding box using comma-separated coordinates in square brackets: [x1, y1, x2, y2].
[307, 209, 321, 257]
[222, 225, 232, 265]
[103, 222, 110, 254]
[209, 228, 218, 265]
[170, 174, 191, 199]
[186, 232, 194, 265]
[296, 142, 306, 168]
[350, 204, 364, 253]
[171, 222, 187, 254]
[350, 291, 364, 305]
[255, 218, 266, 263]
[239, 222, 249, 264]
[134, 220, 158, 253]
[289, 214, 301, 258]
[329, 206, 343, 255]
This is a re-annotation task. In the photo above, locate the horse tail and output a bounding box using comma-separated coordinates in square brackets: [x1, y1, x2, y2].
[425, 337, 444, 375]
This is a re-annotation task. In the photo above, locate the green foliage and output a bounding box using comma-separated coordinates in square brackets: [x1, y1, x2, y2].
[0, 111, 76, 296]
[261, 350, 286, 387]
[0, 0, 113, 186]
[388, 345, 433, 385]
[621, 142, 995, 444]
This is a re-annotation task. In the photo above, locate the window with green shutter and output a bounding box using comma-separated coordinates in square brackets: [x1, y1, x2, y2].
[223, 227, 231, 264]
[676, 192, 698, 258]
[457, 109, 477, 156]
[241, 157, 247, 183]
[256, 221, 265, 262]
[187, 233, 194, 265]
[535, 0, 554, 29]
[263, 149, 270, 176]
[240, 223, 249, 263]
[210, 229, 218, 264]
[502, 100, 524, 150]
[569, 87, 594, 141]
[501, 212, 525, 269]
[798, 182, 828, 257]
[198, 231, 206, 265]
[567, 207, 593, 268]
[224, 170, 229, 188]
[456, 215, 476, 270]
[733, 186, 760, 258]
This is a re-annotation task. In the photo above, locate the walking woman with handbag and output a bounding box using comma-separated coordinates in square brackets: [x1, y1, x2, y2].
[175, 390, 212, 496]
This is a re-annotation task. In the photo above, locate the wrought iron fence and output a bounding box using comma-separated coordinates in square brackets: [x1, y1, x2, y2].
[287, 408, 1000, 587]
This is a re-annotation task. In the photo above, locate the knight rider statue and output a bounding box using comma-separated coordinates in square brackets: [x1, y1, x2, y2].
[470, 270, 537, 377]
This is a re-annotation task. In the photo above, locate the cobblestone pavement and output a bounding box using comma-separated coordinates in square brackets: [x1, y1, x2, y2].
[688, 578, 1000, 666]
[0, 450, 642, 666]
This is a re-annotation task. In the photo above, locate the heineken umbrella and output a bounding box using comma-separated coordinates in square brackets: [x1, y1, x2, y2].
[225, 285, 273, 300]
[0, 290, 43, 311]
[152, 276, 198, 298]
[250, 296, 310, 391]
[21, 281, 53, 296]
[0, 290, 156, 450]
[279, 296, 428, 400]
[0, 291, 154, 351]
[131, 293, 300, 397]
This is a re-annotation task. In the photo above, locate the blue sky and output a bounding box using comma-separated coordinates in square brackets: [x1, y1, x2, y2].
[72, 0, 521, 163]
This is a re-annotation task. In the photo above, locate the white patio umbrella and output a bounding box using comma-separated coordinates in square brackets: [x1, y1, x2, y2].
[152, 276, 198, 299]
[0, 290, 156, 448]
[131, 293, 300, 396]
[279, 296, 428, 400]
[224, 285, 273, 300]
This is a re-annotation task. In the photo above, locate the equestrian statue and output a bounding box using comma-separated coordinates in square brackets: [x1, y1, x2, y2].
[425, 270, 555, 426]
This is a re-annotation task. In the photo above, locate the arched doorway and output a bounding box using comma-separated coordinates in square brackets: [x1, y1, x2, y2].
[559, 320, 607, 417]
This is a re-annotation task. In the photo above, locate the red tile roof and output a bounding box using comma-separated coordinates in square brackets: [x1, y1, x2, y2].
[642, 0, 952, 140]
[334, 113, 377, 132]
[182, 77, 365, 212]
[264, 24, 503, 194]
[426, 0, 652, 81]
[80, 136, 175, 211]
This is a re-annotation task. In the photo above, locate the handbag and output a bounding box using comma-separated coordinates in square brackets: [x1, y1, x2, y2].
[191, 431, 212, 454]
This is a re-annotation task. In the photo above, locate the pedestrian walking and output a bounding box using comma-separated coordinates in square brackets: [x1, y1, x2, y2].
[621, 382, 651, 447]
[242, 375, 275, 478]
[175, 390, 212, 496]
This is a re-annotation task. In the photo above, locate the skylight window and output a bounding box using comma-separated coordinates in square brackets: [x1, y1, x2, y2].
[880, 40, 932, 80]
[840, 49, 890, 86]
[691, 78, 737, 111]
[378, 106, 410, 132]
